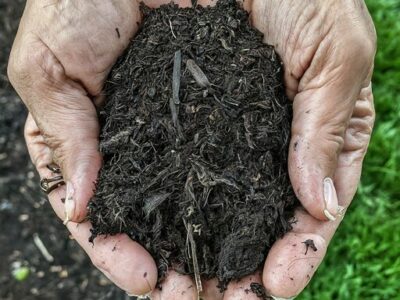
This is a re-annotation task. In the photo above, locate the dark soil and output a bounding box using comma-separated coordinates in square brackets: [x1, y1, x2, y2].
[0, 1, 130, 299]
[89, 0, 298, 290]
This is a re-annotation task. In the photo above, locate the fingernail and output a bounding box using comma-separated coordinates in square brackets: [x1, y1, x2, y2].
[63, 181, 75, 225]
[323, 177, 338, 221]
[337, 205, 346, 218]
[271, 296, 295, 300]
[126, 292, 151, 299]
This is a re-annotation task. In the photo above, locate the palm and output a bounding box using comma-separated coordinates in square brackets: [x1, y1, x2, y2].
[24, 0, 140, 96]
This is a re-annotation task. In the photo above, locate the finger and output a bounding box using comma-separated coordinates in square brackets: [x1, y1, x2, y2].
[201, 278, 224, 300]
[223, 272, 263, 300]
[150, 271, 197, 300]
[24, 114, 158, 296]
[288, 38, 374, 221]
[68, 223, 157, 296]
[263, 86, 375, 298]
[263, 223, 327, 299]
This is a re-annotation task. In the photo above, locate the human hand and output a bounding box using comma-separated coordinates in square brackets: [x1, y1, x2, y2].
[8, 0, 158, 296]
[248, 0, 376, 298]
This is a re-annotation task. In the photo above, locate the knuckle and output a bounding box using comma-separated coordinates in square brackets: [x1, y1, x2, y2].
[7, 50, 29, 88]
[8, 38, 66, 93]
[345, 30, 376, 66]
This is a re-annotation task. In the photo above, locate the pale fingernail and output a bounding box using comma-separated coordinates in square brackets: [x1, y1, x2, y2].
[63, 181, 75, 225]
[337, 205, 346, 218]
[126, 292, 151, 299]
[323, 177, 338, 221]
[271, 296, 295, 300]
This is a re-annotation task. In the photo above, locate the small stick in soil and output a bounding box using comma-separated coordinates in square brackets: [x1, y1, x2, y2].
[184, 219, 202, 297]
[172, 50, 181, 105]
[169, 50, 185, 141]
[186, 59, 211, 88]
[33, 233, 54, 263]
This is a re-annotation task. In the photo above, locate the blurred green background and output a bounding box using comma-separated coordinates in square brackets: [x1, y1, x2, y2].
[301, 0, 400, 299]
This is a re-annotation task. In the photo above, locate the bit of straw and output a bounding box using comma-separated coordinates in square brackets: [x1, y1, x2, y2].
[169, 19, 177, 39]
[33, 233, 54, 263]
[183, 219, 202, 299]
[189, 223, 202, 297]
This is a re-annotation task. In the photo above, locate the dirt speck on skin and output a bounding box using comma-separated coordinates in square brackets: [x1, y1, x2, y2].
[89, 0, 298, 290]
[302, 239, 318, 255]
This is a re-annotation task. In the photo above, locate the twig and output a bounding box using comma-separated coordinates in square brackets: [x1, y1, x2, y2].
[169, 51, 185, 142]
[33, 233, 54, 263]
[182, 218, 202, 298]
[187, 221, 202, 297]
[172, 50, 182, 105]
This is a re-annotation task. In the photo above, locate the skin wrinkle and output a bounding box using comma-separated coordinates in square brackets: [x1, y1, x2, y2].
[35, 1, 140, 97]
[286, 3, 320, 81]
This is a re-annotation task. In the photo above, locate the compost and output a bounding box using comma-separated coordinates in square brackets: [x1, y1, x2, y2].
[89, 0, 298, 289]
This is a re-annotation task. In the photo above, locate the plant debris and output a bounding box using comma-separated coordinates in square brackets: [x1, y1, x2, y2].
[89, 0, 298, 289]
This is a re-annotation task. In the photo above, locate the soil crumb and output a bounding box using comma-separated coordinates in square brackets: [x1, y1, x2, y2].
[89, 0, 298, 288]
[250, 282, 272, 300]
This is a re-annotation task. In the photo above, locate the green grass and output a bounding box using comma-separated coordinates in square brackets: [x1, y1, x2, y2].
[300, 1, 400, 299]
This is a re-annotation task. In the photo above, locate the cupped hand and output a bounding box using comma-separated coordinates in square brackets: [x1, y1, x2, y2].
[250, 0, 376, 298]
[8, 0, 160, 296]
[9, 0, 376, 299]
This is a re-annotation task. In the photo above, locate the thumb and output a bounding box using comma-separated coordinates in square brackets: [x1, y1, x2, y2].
[289, 83, 355, 221]
[46, 105, 102, 224]
[9, 37, 102, 223]
[288, 48, 373, 221]
[31, 87, 101, 224]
